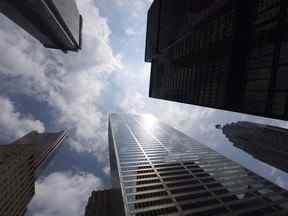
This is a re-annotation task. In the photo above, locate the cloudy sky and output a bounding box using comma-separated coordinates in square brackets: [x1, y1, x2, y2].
[1, 0, 288, 215]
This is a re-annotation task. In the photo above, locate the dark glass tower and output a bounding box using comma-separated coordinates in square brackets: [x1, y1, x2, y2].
[0, 130, 67, 216]
[145, 0, 288, 121]
[0, 0, 82, 52]
[104, 113, 288, 215]
[220, 121, 288, 173]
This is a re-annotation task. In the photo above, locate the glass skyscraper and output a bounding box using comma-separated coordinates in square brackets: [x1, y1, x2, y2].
[106, 113, 288, 215]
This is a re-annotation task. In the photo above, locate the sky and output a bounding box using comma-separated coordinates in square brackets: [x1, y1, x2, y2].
[0, 0, 288, 215]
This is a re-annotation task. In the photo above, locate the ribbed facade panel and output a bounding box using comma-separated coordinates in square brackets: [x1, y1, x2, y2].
[109, 114, 288, 216]
[0, 144, 35, 216]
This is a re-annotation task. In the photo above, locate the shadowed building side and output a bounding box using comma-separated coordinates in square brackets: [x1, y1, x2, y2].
[146, 0, 288, 121]
[220, 121, 288, 173]
[85, 190, 118, 216]
[0, 0, 82, 52]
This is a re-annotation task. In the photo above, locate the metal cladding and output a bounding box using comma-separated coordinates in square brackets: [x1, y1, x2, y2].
[221, 121, 288, 173]
[108, 113, 288, 215]
[0, 0, 82, 52]
[146, 0, 288, 121]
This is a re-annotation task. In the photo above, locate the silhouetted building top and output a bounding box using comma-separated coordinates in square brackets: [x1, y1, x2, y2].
[0, 0, 82, 52]
[102, 113, 288, 215]
[85, 190, 119, 216]
[146, 0, 288, 121]
[220, 121, 288, 173]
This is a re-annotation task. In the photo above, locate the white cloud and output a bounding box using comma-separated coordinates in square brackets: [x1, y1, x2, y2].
[65, 0, 123, 73]
[0, 96, 45, 143]
[0, 0, 122, 157]
[29, 172, 102, 216]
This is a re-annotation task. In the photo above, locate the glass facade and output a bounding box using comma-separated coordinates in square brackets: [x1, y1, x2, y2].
[109, 113, 288, 215]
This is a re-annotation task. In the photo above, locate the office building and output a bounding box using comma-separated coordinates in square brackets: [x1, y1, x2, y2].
[85, 190, 119, 216]
[146, 0, 288, 121]
[220, 121, 288, 173]
[0, 0, 82, 52]
[0, 130, 67, 216]
[93, 113, 288, 215]
[0, 144, 34, 216]
[12, 130, 68, 174]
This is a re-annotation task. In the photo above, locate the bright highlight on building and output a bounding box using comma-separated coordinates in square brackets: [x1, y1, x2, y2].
[85, 113, 288, 216]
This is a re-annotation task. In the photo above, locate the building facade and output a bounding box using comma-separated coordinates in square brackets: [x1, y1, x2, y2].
[0, 130, 67, 216]
[12, 130, 68, 175]
[0, 0, 82, 52]
[220, 121, 288, 173]
[107, 113, 288, 215]
[85, 190, 120, 216]
[146, 0, 288, 121]
[0, 144, 34, 216]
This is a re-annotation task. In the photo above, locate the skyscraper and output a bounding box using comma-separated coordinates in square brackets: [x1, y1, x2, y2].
[145, 0, 288, 121]
[220, 121, 288, 173]
[0, 130, 67, 216]
[85, 190, 117, 216]
[0, 0, 82, 52]
[0, 144, 34, 216]
[90, 113, 288, 215]
[11, 130, 68, 175]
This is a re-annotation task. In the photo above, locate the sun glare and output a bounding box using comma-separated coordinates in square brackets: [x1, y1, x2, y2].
[142, 114, 157, 131]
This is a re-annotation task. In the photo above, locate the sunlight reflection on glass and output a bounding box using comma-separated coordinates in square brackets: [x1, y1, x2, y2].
[142, 114, 157, 131]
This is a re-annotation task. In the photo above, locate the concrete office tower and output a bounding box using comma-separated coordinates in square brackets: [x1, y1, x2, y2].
[0, 0, 82, 52]
[0, 130, 67, 216]
[220, 121, 288, 173]
[0, 144, 35, 216]
[145, 0, 288, 121]
[12, 130, 68, 175]
[107, 113, 288, 215]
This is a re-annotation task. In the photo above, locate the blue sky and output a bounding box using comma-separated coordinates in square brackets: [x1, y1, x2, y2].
[0, 0, 288, 215]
